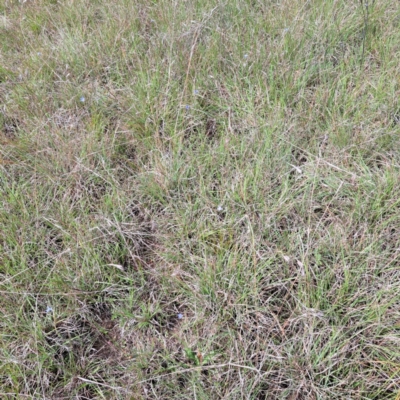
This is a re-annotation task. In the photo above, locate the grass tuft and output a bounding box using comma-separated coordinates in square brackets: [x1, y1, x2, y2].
[1, 0, 400, 398]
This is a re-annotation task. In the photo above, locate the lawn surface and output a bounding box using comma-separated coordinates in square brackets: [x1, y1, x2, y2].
[1, 0, 400, 398]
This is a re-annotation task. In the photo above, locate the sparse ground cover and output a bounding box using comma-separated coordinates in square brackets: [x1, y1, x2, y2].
[1, 0, 400, 398]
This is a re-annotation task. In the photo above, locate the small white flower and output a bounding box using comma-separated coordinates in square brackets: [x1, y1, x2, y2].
[217, 205, 223, 212]
[79, 96, 85, 103]
[46, 306, 53, 314]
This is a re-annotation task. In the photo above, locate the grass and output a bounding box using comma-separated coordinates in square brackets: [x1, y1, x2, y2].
[1, 0, 400, 398]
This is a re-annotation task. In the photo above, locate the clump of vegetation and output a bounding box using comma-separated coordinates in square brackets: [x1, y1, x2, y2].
[1, 0, 400, 398]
